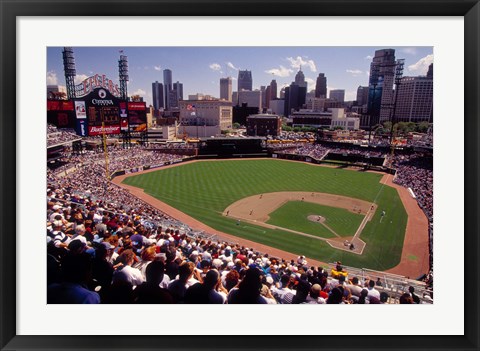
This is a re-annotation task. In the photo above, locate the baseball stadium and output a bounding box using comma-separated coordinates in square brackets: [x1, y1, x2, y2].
[46, 47, 433, 305]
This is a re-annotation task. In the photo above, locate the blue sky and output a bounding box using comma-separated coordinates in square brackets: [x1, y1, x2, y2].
[47, 46, 433, 105]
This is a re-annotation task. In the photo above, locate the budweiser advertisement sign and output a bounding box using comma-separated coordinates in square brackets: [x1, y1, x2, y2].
[88, 125, 120, 136]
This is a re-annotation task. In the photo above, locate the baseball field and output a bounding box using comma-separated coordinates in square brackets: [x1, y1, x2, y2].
[121, 159, 408, 271]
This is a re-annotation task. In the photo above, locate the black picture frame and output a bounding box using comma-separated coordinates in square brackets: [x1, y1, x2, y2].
[1, 1, 479, 350]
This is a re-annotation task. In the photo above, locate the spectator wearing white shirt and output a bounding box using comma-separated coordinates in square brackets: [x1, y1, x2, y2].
[113, 249, 144, 287]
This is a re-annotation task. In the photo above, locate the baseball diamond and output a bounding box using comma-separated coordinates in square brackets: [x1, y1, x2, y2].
[118, 159, 419, 272]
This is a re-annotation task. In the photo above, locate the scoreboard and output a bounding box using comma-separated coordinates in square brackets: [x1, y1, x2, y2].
[88, 106, 119, 124]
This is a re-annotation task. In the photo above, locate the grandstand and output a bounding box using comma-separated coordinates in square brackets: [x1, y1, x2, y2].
[47, 131, 433, 304]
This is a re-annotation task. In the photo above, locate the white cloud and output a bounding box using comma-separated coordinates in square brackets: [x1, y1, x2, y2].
[154, 65, 161, 71]
[46, 71, 58, 85]
[287, 56, 317, 72]
[265, 65, 293, 78]
[401, 47, 417, 55]
[74, 74, 89, 85]
[131, 88, 147, 96]
[209, 63, 222, 71]
[364, 55, 373, 60]
[226, 62, 239, 70]
[346, 69, 363, 76]
[408, 54, 433, 74]
[305, 77, 316, 90]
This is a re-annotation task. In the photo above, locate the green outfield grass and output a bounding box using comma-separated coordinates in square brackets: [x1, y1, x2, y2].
[266, 201, 364, 239]
[122, 159, 408, 270]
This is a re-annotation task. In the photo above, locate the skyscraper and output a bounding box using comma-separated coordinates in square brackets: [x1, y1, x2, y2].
[236, 90, 262, 110]
[238, 70, 252, 91]
[220, 77, 232, 101]
[173, 81, 183, 100]
[356, 86, 369, 106]
[368, 49, 396, 124]
[294, 69, 307, 88]
[171, 81, 183, 108]
[426, 63, 433, 78]
[329, 89, 345, 102]
[315, 73, 327, 98]
[163, 69, 173, 110]
[394, 75, 433, 123]
[265, 86, 271, 109]
[284, 83, 307, 116]
[260, 85, 267, 109]
[270, 79, 277, 100]
[152, 81, 164, 111]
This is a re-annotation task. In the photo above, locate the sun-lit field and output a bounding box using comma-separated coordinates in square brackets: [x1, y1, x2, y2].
[123, 159, 408, 270]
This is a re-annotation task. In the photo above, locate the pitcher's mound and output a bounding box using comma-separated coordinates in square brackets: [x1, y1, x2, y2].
[307, 215, 326, 223]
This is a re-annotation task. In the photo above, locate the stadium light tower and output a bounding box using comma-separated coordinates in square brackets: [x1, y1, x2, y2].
[62, 47, 76, 99]
[118, 51, 131, 148]
[118, 52, 129, 100]
[389, 59, 405, 146]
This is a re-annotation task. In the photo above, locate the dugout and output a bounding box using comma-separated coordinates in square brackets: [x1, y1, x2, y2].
[197, 137, 267, 157]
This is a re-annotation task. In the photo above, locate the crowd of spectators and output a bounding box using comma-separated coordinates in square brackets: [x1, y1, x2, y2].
[269, 131, 316, 141]
[51, 145, 188, 177]
[274, 143, 386, 160]
[327, 146, 386, 158]
[277, 144, 330, 160]
[391, 152, 433, 290]
[407, 130, 433, 148]
[47, 125, 82, 148]
[48, 163, 181, 227]
[392, 153, 433, 221]
[46, 132, 433, 304]
[48, 200, 427, 305]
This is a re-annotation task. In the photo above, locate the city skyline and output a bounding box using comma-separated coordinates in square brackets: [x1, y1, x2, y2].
[47, 46, 433, 106]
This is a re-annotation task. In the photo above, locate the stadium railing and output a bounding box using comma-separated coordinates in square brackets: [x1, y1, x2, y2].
[328, 263, 433, 304]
